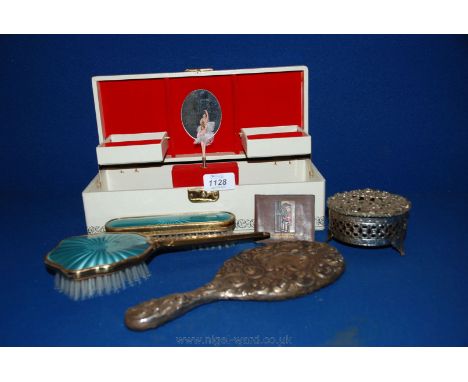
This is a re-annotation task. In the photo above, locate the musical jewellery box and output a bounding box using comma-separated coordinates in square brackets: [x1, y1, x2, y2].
[82, 66, 326, 234]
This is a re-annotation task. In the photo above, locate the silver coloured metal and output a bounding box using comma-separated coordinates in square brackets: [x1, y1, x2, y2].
[327, 188, 411, 256]
[125, 241, 345, 331]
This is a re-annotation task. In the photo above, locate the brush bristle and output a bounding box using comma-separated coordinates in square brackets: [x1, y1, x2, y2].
[54, 263, 151, 301]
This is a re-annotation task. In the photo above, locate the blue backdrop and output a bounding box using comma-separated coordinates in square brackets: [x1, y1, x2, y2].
[1, 35, 467, 346]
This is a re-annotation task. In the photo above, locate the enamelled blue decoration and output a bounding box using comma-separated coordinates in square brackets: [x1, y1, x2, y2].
[105, 212, 234, 230]
[46, 233, 151, 271]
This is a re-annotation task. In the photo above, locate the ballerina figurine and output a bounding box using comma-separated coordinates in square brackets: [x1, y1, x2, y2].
[194, 109, 215, 168]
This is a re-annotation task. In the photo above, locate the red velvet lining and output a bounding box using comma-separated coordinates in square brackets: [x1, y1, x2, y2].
[97, 70, 304, 157]
[171, 162, 239, 188]
[235, 72, 304, 130]
[247, 132, 304, 140]
[102, 139, 162, 147]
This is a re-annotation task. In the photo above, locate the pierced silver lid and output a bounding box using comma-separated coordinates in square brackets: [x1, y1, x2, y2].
[327, 188, 411, 218]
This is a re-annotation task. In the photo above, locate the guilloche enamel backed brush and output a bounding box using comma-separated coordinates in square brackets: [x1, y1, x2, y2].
[44, 211, 269, 300]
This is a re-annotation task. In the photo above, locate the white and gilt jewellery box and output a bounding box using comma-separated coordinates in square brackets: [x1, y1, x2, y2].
[82, 66, 326, 234]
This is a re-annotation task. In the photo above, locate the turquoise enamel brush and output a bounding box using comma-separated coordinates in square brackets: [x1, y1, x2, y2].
[44, 211, 269, 300]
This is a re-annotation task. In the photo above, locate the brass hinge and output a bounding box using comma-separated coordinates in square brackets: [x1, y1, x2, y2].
[185, 68, 214, 73]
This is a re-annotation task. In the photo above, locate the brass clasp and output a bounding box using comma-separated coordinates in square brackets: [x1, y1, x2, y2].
[188, 188, 219, 203]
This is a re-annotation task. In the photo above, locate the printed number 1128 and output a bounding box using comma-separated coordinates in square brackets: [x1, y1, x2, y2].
[203, 173, 235, 191]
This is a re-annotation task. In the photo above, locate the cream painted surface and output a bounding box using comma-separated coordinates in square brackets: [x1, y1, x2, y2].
[83, 160, 325, 233]
[240, 126, 311, 158]
[96, 132, 168, 165]
[99, 158, 313, 191]
[241, 125, 301, 135]
[107, 132, 167, 142]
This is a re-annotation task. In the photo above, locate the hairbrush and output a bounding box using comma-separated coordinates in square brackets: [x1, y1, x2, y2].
[125, 241, 345, 331]
[44, 211, 269, 300]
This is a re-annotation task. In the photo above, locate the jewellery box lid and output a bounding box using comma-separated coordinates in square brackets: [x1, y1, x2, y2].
[92, 66, 309, 163]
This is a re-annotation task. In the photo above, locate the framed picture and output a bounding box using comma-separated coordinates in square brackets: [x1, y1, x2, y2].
[254, 194, 315, 241]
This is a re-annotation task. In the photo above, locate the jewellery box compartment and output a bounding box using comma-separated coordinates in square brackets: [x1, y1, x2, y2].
[83, 66, 326, 234]
[240, 125, 311, 158]
[83, 158, 325, 234]
[96, 132, 169, 165]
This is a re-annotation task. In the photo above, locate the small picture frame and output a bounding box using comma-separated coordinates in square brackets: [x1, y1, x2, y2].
[254, 194, 315, 241]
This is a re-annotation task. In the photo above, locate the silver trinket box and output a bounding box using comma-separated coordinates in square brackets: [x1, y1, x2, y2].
[327, 188, 411, 255]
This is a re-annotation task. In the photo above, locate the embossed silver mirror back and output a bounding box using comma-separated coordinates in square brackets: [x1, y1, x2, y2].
[327, 189, 411, 256]
[210, 241, 345, 300]
[125, 241, 345, 331]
